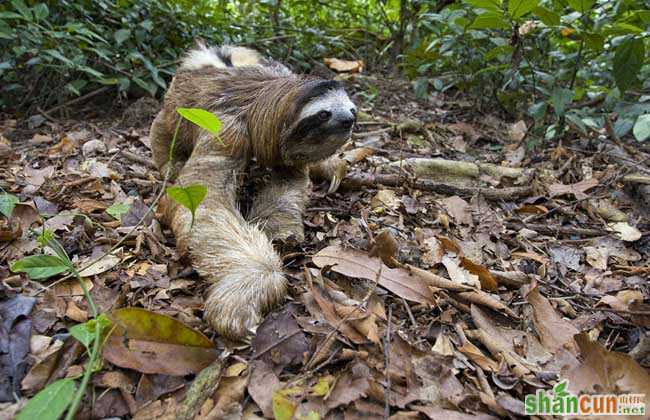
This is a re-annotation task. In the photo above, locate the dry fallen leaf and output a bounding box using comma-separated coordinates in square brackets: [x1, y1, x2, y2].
[370, 189, 401, 211]
[368, 229, 400, 268]
[470, 306, 543, 377]
[508, 120, 527, 142]
[323, 57, 364, 73]
[547, 178, 599, 199]
[564, 333, 650, 397]
[459, 257, 498, 291]
[251, 306, 309, 369]
[103, 307, 219, 376]
[440, 196, 472, 226]
[247, 360, 283, 418]
[326, 362, 370, 410]
[442, 255, 481, 289]
[77, 253, 120, 277]
[313, 245, 434, 304]
[310, 282, 367, 344]
[525, 285, 578, 354]
[607, 222, 642, 242]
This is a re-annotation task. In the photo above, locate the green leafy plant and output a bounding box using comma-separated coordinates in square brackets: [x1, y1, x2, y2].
[106, 202, 131, 220]
[9, 254, 69, 279]
[11, 230, 111, 420]
[633, 114, 650, 141]
[0, 192, 19, 218]
[163, 107, 220, 227]
[0, 0, 220, 111]
[437, 0, 650, 142]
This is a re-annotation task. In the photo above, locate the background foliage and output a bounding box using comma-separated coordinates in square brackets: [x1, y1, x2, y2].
[1, 0, 649, 140]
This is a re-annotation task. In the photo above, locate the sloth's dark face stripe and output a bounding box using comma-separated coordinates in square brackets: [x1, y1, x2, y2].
[288, 113, 327, 141]
[296, 80, 342, 110]
[216, 50, 233, 67]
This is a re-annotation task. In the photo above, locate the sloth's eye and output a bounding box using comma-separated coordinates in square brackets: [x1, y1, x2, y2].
[318, 110, 331, 121]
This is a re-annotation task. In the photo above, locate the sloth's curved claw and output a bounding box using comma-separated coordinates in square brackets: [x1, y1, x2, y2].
[328, 173, 342, 194]
[326, 158, 348, 194]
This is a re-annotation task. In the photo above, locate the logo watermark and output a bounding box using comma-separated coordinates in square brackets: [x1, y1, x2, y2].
[525, 380, 646, 416]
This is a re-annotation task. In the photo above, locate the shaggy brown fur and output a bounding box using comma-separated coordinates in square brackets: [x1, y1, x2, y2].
[150, 44, 354, 340]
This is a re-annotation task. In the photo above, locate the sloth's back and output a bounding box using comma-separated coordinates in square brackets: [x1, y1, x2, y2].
[152, 44, 296, 169]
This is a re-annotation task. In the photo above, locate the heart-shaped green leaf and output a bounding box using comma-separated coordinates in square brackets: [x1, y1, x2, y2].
[0, 193, 19, 218]
[166, 184, 208, 227]
[176, 107, 222, 136]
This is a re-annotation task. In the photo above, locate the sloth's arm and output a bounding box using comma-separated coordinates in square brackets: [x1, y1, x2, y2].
[246, 169, 310, 242]
[150, 111, 174, 172]
[162, 139, 286, 340]
[309, 155, 348, 193]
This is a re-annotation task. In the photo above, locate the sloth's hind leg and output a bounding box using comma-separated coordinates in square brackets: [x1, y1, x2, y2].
[164, 151, 286, 340]
[247, 169, 310, 242]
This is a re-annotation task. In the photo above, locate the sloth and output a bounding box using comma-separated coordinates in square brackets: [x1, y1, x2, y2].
[150, 43, 356, 340]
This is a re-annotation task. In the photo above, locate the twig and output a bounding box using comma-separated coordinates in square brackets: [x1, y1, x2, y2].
[568, 39, 584, 91]
[506, 221, 605, 237]
[121, 150, 157, 170]
[352, 126, 393, 138]
[400, 297, 416, 327]
[588, 307, 650, 316]
[44, 87, 110, 116]
[622, 174, 650, 185]
[63, 266, 100, 420]
[383, 304, 392, 419]
[342, 173, 533, 201]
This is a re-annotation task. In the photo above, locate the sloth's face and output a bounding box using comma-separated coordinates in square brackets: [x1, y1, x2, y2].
[284, 84, 356, 165]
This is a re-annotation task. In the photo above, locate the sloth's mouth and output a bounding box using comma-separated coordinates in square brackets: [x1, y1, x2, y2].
[327, 126, 354, 137]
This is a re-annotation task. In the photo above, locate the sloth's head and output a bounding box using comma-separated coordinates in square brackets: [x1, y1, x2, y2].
[281, 80, 356, 166]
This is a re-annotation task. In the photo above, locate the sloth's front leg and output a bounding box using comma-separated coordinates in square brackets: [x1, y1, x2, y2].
[162, 152, 286, 340]
[247, 168, 310, 242]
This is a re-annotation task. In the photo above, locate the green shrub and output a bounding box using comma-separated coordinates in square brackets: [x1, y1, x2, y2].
[0, 0, 221, 111]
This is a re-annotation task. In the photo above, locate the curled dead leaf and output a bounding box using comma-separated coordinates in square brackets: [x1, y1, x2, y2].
[323, 57, 364, 73]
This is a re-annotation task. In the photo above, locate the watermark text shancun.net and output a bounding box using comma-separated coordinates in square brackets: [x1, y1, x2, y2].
[525, 380, 646, 416]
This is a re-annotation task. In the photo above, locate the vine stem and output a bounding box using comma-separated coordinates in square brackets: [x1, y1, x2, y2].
[63, 267, 99, 420]
[61, 118, 182, 419]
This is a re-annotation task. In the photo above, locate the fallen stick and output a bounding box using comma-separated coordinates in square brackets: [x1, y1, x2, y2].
[622, 174, 650, 185]
[121, 149, 157, 170]
[489, 270, 531, 288]
[44, 86, 110, 115]
[177, 358, 225, 420]
[506, 221, 605, 237]
[341, 173, 533, 201]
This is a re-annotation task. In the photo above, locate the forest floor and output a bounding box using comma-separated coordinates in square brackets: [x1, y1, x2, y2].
[1, 74, 650, 419]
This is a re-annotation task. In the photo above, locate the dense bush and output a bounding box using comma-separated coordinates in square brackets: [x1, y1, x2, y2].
[412, 0, 650, 141]
[1, 0, 648, 141]
[0, 0, 220, 110]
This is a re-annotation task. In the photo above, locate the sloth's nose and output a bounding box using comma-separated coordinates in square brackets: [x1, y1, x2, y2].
[339, 117, 355, 130]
